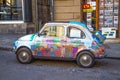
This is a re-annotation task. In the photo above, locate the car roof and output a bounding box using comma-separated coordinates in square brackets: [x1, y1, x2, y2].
[45, 21, 87, 28]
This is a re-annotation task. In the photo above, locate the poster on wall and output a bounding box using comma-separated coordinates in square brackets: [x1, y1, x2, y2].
[99, 0, 119, 29]
[87, 1, 96, 10]
[102, 28, 116, 38]
[99, 0, 119, 38]
[86, 1, 96, 31]
[87, 13, 92, 30]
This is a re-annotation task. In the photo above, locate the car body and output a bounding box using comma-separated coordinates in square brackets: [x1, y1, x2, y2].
[13, 22, 106, 68]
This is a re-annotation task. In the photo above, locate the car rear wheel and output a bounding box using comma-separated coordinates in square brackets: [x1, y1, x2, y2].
[77, 51, 95, 68]
[16, 48, 33, 64]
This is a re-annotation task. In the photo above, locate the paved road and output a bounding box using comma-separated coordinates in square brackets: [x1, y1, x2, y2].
[0, 50, 120, 80]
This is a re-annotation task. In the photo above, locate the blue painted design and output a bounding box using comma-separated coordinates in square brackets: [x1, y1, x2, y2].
[31, 45, 36, 50]
[94, 30, 106, 40]
[69, 21, 90, 32]
[69, 21, 87, 28]
[37, 51, 42, 56]
[52, 46, 57, 50]
[92, 34, 102, 44]
[50, 52, 55, 56]
[13, 41, 16, 47]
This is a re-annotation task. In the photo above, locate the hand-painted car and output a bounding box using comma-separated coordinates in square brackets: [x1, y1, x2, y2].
[13, 22, 106, 68]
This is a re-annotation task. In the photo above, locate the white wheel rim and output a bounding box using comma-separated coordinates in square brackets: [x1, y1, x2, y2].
[80, 54, 92, 67]
[18, 51, 29, 62]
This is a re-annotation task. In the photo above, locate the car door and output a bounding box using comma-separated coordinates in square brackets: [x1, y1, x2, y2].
[34, 24, 65, 57]
[66, 26, 86, 58]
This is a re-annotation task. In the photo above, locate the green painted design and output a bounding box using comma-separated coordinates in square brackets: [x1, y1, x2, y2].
[30, 34, 35, 41]
[36, 42, 41, 47]
[66, 49, 70, 57]
[76, 44, 79, 47]
[53, 38, 60, 42]
[76, 41, 81, 47]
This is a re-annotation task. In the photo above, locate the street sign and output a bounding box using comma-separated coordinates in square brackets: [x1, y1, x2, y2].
[83, 4, 90, 9]
[83, 6, 93, 13]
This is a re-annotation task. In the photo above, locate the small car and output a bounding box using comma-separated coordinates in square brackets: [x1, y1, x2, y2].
[13, 21, 106, 68]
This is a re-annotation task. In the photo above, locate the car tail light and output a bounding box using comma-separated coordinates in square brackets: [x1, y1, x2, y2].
[101, 47, 105, 53]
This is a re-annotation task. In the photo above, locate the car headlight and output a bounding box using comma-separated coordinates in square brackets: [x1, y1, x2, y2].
[13, 41, 17, 46]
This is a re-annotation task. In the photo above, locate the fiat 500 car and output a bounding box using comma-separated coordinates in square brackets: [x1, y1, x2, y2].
[13, 22, 106, 68]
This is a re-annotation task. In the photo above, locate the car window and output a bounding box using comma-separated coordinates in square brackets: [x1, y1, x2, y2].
[42, 25, 65, 37]
[67, 27, 86, 39]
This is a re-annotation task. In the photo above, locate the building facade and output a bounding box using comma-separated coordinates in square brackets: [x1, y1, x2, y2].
[0, 0, 119, 38]
[0, 0, 51, 34]
[54, 0, 83, 21]
[54, 0, 120, 38]
[0, 0, 33, 34]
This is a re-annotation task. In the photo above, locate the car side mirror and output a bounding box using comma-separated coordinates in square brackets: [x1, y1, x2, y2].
[38, 31, 47, 37]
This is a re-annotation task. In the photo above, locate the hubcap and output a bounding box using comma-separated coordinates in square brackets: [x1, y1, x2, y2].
[80, 54, 92, 67]
[18, 51, 29, 62]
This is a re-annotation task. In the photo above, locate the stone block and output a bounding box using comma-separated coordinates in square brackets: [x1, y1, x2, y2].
[55, 13, 73, 20]
[55, 0, 74, 7]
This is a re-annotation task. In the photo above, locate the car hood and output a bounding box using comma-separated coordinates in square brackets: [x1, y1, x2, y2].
[18, 34, 35, 41]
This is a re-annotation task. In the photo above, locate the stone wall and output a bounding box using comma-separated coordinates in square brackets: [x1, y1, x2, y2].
[0, 23, 36, 34]
[0, 24, 27, 34]
[54, 0, 83, 21]
[0, 0, 37, 34]
[0, 0, 83, 34]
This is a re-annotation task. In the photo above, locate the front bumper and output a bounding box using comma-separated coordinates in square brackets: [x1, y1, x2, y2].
[13, 47, 17, 52]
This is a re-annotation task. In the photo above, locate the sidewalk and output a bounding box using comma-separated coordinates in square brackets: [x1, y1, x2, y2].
[0, 34, 24, 51]
[0, 34, 120, 58]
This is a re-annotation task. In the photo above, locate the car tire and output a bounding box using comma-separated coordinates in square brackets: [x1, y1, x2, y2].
[16, 48, 33, 64]
[76, 51, 95, 68]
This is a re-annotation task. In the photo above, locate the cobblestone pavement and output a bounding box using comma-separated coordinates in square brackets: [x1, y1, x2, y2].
[0, 50, 120, 80]
[0, 34, 23, 50]
[0, 34, 120, 80]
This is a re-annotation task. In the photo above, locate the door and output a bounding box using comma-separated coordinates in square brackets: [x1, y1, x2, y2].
[66, 26, 86, 58]
[34, 24, 65, 57]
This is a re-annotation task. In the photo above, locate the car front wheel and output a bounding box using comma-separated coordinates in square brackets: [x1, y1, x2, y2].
[77, 51, 95, 68]
[16, 48, 33, 64]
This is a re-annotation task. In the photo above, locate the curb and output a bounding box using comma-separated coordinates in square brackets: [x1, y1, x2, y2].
[105, 56, 120, 60]
[105, 39, 120, 44]
[0, 47, 13, 51]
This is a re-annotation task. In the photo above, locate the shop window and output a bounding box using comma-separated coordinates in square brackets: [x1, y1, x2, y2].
[0, 0, 23, 20]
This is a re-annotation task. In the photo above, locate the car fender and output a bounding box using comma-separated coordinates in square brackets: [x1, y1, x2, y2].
[76, 48, 96, 58]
